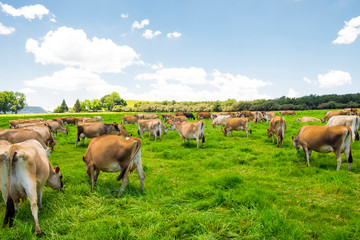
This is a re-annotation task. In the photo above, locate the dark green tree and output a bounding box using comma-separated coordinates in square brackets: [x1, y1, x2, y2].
[10, 92, 26, 114]
[60, 99, 69, 112]
[0, 91, 15, 114]
[74, 99, 81, 112]
[101, 92, 127, 111]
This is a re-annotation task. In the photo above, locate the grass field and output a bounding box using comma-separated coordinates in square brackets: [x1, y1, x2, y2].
[0, 110, 360, 239]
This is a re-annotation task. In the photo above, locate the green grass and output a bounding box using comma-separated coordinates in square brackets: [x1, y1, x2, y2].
[0, 110, 360, 239]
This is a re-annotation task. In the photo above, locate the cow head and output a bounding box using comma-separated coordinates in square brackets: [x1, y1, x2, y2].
[169, 123, 177, 131]
[267, 128, 272, 138]
[222, 127, 228, 136]
[291, 136, 301, 152]
[47, 166, 64, 190]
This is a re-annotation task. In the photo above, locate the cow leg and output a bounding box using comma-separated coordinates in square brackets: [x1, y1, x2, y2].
[196, 137, 199, 148]
[149, 131, 152, 140]
[272, 134, 275, 145]
[245, 129, 248, 137]
[89, 165, 95, 191]
[82, 137, 85, 147]
[276, 135, 279, 148]
[136, 164, 145, 193]
[37, 186, 44, 209]
[335, 151, 343, 171]
[94, 169, 100, 184]
[27, 187, 41, 234]
[344, 147, 352, 171]
[231, 130, 233, 137]
[304, 148, 311, 167]
[117, 174, 129, 197]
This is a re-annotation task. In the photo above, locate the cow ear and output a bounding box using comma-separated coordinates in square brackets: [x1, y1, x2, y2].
[291, 136, 295, 140]
[82, 156, 86, 162]
[54, 166, 60, 173]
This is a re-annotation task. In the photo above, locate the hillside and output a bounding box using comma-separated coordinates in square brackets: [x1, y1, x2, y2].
[18, 106, 49, 114]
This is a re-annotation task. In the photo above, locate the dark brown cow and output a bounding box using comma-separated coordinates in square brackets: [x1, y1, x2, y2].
[197, 112, 211, 120]
[292, 125, 353, 171]
[82, 135, 144, 197]
[76, 122, 121, 146]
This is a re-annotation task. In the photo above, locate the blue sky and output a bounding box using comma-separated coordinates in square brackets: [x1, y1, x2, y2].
[0, 0, 359, 111]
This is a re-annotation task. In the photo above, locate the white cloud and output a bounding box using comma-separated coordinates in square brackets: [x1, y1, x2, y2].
[0, 2, 51, 21]
[132, 68, 271, 102]
[0, 22, 14, 35]
[318, 70, 352, 88]
[286, 88, 299, 98]
[333, 16, 360, 44]
[24, 67, 128, 98]
[303, 77, 314, 84]
[136, 84, 141, 89]
[167, 31, 182, 38]
[121, 13, 128, 19]
[132, 19, 149, 30]
[19, 87, 35, 95]
[151, 62, 163, 70]
[142, 29, 161, 39]
[25, 26, 140, 73]
[135, 67, 208, 85]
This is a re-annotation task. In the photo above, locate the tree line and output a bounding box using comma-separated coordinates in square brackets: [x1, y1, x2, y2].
[54, 92, 360, 113]
[0, 91, 26, 114]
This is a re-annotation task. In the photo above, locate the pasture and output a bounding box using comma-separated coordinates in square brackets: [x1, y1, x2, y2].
[0, 110, 360, 239]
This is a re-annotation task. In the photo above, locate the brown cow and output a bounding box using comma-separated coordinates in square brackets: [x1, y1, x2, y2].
[0, 129, 51, 156]
[262, 112, 276, 123]
[46, 120, 69, 136]
[143, 114, 159, 119]
[61, 117, 76, 125]
[197, 112, 211, 120]
[279, 110, 296, 115]
[295, 117, 321, 122]
[76, 122, 121, 146]
[222, 118, 252, 137]
[267, 116, 287, 147]
[82, 135, 144, 197]
[122, 115, 139, 125]
[326, 116, 359, 142]
[22, 125, 57, 150]
[137, 119, 167, 140]
[292, 125, 353, 171]
[321, 110, 350, 123]
[169, 121, 205, 148]
[0, 139, 63, 234]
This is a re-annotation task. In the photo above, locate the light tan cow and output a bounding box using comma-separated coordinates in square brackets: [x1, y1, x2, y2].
[46, 120, 69, 136]
[211, 115, 231, 128]
[137, 119, 167, 140]
[295, 117, 321, 122]
[93, 116, 104, 121]
[321, 110, 349, 123]
[222, 118, 251, 137]
[267, 116, 287, 147]
[161, 114, 175, 122]
[122, 115, 139, 125]
[262, 112, 276, 123]
[0, 139, 63, 234]
[142, 114, 159, 119]
[82, 135, 144, 197]
[0, 129, 51, 157]
[76, 122, 121, 146]
[326, 115, 359, 142]
[169, 121, 205, 148]
[292, 125, 353, 171]
[253, 111, 264, 123]
[22, 125, 57, 150]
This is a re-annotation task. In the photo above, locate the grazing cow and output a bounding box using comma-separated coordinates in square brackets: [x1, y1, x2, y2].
[295, 117, 321, 122]
[197, 112, 211, 120]
[292, 125, 353, 171]
[267, 116, 287, 148]
[134, 114, 144, 119]
[253, 111, 264, 123]
[262, 112, 276, 123]
[175, 112, 184, 116]
[0, 139, 63, 234]
[46, 120, 69, 136]
[52, 117, 64, 125]
[279, 110, 296, 115]
[122, 115, 139, 125]
[166, 116, 187, 124]
[183, 113, 196, 120]
[22, 125, 57, 150]
[169, 121, 205, 148]
[239, 110, 252, 118]
[82, 135, 144, 197]
[76, 122, 120, 146]
[211, 115, 231, 128]
[161, 114, 174, 122]
[137, 119, 167, 140]
[61, 117, 76, 125]
[94, 116, 104, 121]
[83, 118, 98, 123]
[0, 129, 51, 157]
[142, 114, 159, 119]
[326, 116, 359, 142]
[222, 118, 252, 137]
[321, 110, 349, 123]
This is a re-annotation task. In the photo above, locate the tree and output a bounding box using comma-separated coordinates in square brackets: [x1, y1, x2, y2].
[10, 92, 26, 114]
[60, 99, 69, 112]
[74, 99, 81, 112]
[101, 92, 127, 111]
[0, 91, 15, 114]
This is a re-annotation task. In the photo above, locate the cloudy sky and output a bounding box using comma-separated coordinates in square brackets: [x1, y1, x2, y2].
[0, 0, 359, 111]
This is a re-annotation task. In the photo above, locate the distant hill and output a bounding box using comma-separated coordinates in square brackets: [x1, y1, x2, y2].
[18, 106, 49, 114]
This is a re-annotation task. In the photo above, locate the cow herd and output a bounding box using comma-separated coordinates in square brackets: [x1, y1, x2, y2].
[0, 108, 360, 234]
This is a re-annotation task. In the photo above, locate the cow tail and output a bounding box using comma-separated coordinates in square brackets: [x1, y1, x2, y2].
[348, 149, 353, 163]
[355, 117, 359, 141]
[201, 121, 205, 143]
[156, 123, 161, 137]
[76, 125, 82, 142]
[248, 120, 252, 134]
[117, 138, 142, 181]
[3, 150, 16, 228]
